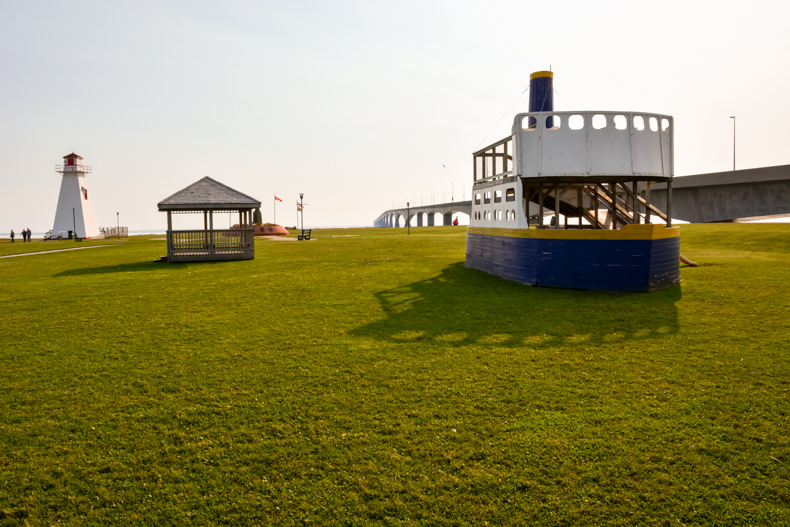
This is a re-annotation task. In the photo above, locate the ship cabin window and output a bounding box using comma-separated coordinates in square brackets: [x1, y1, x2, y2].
[484, 192, 491, 204]
[505, 188, 515, 202]
[494, 190, 502, 203]
[475, 193, 481, 205]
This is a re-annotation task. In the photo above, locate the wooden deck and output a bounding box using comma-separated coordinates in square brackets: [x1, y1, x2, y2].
[166, 228, 254, 262]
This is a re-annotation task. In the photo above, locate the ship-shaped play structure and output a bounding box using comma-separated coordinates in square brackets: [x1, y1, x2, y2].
[466, 72, 680, 292]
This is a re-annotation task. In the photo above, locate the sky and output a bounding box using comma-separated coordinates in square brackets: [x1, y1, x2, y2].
[2, 0, 790, 232]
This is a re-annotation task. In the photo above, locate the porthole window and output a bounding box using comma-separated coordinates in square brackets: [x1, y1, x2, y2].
[592, 114, 607, 129]
[521, 116, 537, 131]
[614, 115, 627, 130]
[633, 115, 645, 131]
[568, 114, 585, 130]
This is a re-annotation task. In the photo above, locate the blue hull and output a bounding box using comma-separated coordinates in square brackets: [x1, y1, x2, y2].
[466, 225, 680, 292]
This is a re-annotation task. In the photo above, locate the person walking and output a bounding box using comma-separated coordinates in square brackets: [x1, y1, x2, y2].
[22, 228, 27, 242]
[26, 228, 32, 242]
[10, 229, 14, 242]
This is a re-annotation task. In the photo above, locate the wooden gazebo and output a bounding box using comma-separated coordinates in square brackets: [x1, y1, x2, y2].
[158, 177, 262, 262]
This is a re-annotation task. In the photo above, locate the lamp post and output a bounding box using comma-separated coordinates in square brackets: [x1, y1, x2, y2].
[299, 193, 304, 231]
[407, 202, 410, 235]
[730, 116, 736, 171]
[116, 212, 119, 237]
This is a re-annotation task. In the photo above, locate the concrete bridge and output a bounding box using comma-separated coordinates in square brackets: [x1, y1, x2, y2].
[650, 164, 790, 223]
[374, 200, 472, 228]
[375, 165, 790, 227]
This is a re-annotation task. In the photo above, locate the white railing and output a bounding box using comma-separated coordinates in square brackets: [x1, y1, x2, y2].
[512, 111, 673, 180]
[56, 165, 92, 173]
[473, 135, 514, 182]
[103, 226, 128, 238]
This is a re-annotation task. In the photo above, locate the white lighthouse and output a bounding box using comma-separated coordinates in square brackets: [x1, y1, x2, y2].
[52, 153, 101, 239]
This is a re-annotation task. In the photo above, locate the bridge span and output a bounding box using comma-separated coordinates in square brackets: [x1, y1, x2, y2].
[374, 165, 790, 227]
[374, 201, 472, 228]
[650, 164, 790, 223]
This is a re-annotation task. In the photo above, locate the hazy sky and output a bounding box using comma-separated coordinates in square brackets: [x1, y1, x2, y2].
[2, 0, 789, 232]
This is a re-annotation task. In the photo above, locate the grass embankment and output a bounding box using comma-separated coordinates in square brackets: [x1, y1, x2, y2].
[1, 225, 788, 525]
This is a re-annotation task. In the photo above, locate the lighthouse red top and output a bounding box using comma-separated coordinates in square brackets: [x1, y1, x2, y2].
[63, 153, 83, 166]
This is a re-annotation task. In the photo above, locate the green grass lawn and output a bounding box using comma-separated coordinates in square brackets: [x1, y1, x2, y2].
[1, 225, 789, 526]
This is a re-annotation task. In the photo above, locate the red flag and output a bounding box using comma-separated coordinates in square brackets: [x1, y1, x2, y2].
[275, 195, 283, 202]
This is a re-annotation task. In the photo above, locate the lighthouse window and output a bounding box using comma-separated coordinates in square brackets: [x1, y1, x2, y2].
[494, 190, 502, 203]
[495, 210, 502, 221]
[484, 192, 491, 204]
[662, 118, 671, 132]
[613, 115, 627, 130]
[505, 188, 515, 202]
[633, 115, 645, 131]
[475, 193, 481, 205]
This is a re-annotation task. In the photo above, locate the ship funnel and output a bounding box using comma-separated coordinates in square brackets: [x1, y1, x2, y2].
[528, 70, 554, 128]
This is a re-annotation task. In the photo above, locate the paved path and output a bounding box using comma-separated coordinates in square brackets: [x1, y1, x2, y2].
[0, 245, 112, 259]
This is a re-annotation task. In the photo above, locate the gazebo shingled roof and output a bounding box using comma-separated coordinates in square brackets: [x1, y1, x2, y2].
[157, 177, 261, 262]
[158, 176, 261, 211]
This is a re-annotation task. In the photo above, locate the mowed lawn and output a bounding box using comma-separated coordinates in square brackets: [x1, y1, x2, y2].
[1, 224, 788, 526]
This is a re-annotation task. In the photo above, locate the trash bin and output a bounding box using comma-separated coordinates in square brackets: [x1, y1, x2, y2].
[68, 230, 73, 239]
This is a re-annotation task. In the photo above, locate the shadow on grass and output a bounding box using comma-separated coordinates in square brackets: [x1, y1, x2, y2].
[351, 262, 680, 348]
[54, 258, 255, 276]
[54, 261, 170, 276]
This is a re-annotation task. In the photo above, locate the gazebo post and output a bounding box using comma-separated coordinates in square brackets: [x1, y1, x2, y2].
[209, 211, 214, 255]
[203, 211, 208, 249]
[167, 211, 173, 256]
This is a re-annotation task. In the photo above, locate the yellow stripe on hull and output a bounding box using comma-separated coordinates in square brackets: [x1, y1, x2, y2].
[467, 224, 679, 241]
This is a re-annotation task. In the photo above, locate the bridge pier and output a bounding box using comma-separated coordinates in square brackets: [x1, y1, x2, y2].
[427, 214, 435, 226]
[443, 212, 453, 226]
[417, 213, 423, 227]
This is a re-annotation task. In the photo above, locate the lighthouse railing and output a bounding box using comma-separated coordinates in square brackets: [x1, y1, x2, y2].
[55, 165, 92, 173]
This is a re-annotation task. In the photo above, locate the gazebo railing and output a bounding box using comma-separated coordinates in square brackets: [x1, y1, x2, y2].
[167, 228, 254, 261]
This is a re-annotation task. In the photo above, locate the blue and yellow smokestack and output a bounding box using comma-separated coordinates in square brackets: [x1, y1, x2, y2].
[529, 70, 554, 128]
